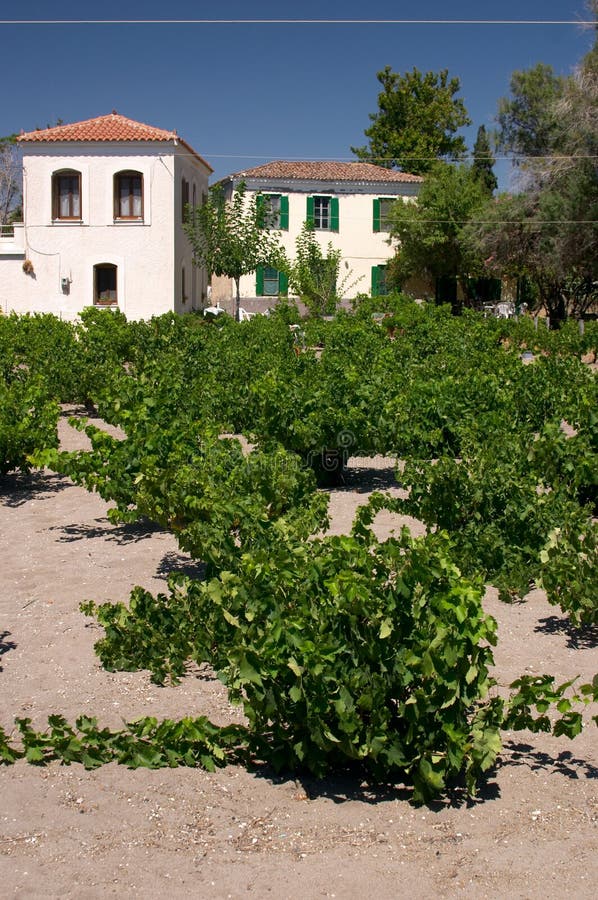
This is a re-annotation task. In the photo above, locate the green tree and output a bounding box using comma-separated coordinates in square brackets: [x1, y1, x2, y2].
[283, 222, 362, 317]
[472, 125, 498, 196]
[472, 16, 598, 321]
[184, 182, 284, 320]
[352, 66, 471, 175]
[495, 63, 566, 166]
[387, 163, 488, 304]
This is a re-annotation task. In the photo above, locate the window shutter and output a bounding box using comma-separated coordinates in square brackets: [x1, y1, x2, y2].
[330, 197, 339, 232]
[279, 270, 289, 294]
[306, 196, 314, 226]
[373, 198, 381, 232]
[279, 195, 289, 230]
[371, 266, 379, 297]
[256, 265, 264, 296]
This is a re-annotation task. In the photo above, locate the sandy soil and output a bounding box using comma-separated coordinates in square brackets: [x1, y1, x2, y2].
[0, 411, 596, 899]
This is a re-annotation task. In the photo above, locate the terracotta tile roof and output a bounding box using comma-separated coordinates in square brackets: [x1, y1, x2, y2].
[228, 160, 423, 183]
[18, 113, 212, 170]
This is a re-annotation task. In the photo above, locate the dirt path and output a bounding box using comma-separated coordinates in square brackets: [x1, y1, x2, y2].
[0, 415, 596, 899]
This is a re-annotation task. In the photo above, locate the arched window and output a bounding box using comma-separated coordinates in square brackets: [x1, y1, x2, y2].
[94, 263, 118, 305]
[52, 169, 81, 220]
[114, 171, 143, 220]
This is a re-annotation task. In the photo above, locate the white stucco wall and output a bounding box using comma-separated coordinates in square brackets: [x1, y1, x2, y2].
[227, 185, 418, 302]
[0, 141, 210, 320]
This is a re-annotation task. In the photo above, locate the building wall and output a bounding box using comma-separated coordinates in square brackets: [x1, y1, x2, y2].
[222, 182, 419, 304]
[174, 147, 210, 313]
[0, 141, 210, 320]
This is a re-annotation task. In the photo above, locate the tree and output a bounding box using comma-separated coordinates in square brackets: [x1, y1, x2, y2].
[352, 67, 471, 175]
[0, 134, 21, 225]
[387, 163, 488, 304]
[472, 13, 598, 321]
[283, 222, 362, 317]
[472, 125, 498, 196]
[184, 182, 284, 320]
[495, 63, 566, 167]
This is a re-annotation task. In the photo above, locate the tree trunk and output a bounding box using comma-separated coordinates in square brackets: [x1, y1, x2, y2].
[234, 277, 241, 322]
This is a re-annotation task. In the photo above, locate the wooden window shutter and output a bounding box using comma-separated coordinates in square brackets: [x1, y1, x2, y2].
[373, 198, 381, 232]
[371, 265, 379, 297]
[330, 197, 339, 232]
[256, 265, 264, 296]
[279, 270, 289, 294]
[279, 196, 289, 230]
[306, 196, 314, 226]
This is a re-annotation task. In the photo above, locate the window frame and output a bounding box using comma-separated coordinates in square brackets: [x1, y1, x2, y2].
[307, 195, 339, 232]
[114, 170, 144, 221]
[256, 265, 289, 296]
[52, 169, 82, 221]
[94, 263, 118, 306]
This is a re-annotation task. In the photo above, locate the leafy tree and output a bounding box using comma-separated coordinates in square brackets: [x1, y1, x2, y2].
[473, 19, 598, 321]
[283, 222, 362, 317]
[387, 163, 488, 304]
[495, 63, 566, 167]
[352, 66, 471, 175]
[472, 125, 498, 196]
[0, 134, 21, 224]
[184, 182, 284, 320]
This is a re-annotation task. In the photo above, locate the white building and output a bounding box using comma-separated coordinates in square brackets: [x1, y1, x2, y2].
[211, 161, 422, 310]
[0, 113, 212, 320]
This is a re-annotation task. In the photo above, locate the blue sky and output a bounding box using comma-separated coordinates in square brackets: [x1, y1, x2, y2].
[1, 1, 594, 190]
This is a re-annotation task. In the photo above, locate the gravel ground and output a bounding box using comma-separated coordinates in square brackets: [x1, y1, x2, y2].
[0, 411, 596, 899]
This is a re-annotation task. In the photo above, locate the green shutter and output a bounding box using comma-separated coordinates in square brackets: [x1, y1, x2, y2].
[330, 197, 339, 232]
[279, 195, 289, 230]
[371, 266, 379, 297]
[256, 265, 264, 296]
[279, 270, 289, 294]
[373, 198, 381, 232]
[306, 196, 314, 226]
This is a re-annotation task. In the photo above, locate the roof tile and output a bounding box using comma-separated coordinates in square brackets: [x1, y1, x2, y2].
[228, 160, 422, 183]
[18, 113, 180, 143]
[18, 112, 212, 171]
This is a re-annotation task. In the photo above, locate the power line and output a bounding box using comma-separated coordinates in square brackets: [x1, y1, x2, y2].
[0, 18, 594, 26]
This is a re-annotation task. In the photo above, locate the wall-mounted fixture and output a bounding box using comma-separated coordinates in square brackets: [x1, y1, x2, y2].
[60, 276, 71, 294]
[22, 259, 34, 275]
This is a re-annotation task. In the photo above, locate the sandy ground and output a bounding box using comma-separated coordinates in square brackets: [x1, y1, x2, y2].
[0, 411, 596, 899]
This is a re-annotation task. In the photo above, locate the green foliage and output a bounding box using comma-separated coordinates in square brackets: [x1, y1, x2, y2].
[352, 66, 471, 174]
[183, 182, 284, 319]
[0, 374, 59, 475]
[495, 63, 566, 161]
[2, 305, 597, 800]
[387, 162, 488, 300]
[0, 716, 247, 771]
[283, 222, 362, 317]
[472, 125, 498, 196]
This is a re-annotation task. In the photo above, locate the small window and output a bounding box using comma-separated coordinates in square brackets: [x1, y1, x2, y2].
[373, 198, 394, 232]
[256, 266, 289, 296]
[52, 170, 81, 220]
[94, 264, 117, 306]
[258, 194, 289, 230]
[114, 171, 143, 220]
[314, 196, 330, 230]
[307, 195, 339, 231]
